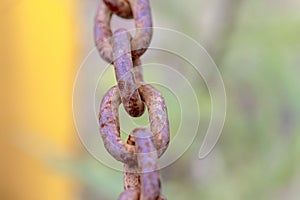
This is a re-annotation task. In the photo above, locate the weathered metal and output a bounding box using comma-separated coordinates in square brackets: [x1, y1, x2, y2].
[120, 128, 167, 200]
[133, 127, 160, 200]
[99, 84, 170, 164]
[103, 0, 133, 19]
[99, 84, 169, 199]
[94, 2, 113, 63]
[96, 0, 169, 198]
[94, 0, 153, 63]
[112, 28, 145, 117]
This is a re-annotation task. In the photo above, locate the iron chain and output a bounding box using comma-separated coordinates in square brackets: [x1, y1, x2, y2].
[95, 0, 169, 199]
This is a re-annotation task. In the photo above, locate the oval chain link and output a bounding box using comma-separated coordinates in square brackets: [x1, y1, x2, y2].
[99, 84, 170, 165]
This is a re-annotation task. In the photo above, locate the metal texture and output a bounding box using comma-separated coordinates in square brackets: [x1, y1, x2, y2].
[94, 0, 153, 63]
[103, 0, 133, 19]
[119, 128, 167, 200]
[138, 85, 170, 157]
[99, 86, 136, 166]
[96, 0, 169, 198]
[94, 2, 113, 63]
[99, 85, 169, 199]
[134, 128, 160, 200]
[99, 84, 170, 164]
[123, 134, 139, 191]
[112, 28, 145, 117]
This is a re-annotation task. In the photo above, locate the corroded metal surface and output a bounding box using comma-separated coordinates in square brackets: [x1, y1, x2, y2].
[112, 28, 145, 117]
[133, 127, 160, 200]
[96, 0, 168, 198]
[120, 128, 167, 200]
[99, 84, 169, 199]
[99, 86, 137, 166]
[94, 2, 113, 63]
[138, 84, 170, 157]
[129, 0, 153, 59]
[94, 0, 152, 63]
[104, 0, 133, 19]
[99, 84, 170, 163]
[123, 134, 139, 191]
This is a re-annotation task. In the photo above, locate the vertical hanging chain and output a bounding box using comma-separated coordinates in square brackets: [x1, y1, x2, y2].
[95, 0, 169, 199]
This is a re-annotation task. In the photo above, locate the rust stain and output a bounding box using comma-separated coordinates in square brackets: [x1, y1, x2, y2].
[99, 84, 170, 162]
[96, 0, 168, 199]
[94, 0, 152, 63]
[112, 28, 145, 117]
[104, 0, 133, 18]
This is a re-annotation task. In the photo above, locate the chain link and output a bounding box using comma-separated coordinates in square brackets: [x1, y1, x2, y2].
[95, 0, 169, 199]
[94, 0, 152, 63]
[112, 28, 145, 117]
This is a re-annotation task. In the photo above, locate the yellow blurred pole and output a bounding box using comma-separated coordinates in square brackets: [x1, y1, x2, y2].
[1, 0, 78, 199]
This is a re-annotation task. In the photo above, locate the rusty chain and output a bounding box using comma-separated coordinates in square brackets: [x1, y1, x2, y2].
[95, 0, 169, 199]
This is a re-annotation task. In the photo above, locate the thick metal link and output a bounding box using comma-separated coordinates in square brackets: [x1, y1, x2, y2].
[123, 135, 139, 191]
[139, 84, 170, 157]
[134, 128, 160, 200]
[99, 86, 136, 166]
[99, 84, 170, 165]
[128, 0, 153, 60]
[94, 0, 153, 63]
[103, 0, 133, 19]
[94, 2, 113, 63]
[119, 128, 165, 200]
[112, 28, 145, 117]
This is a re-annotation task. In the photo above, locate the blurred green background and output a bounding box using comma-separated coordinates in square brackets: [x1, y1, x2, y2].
[1, 0, 300, 199]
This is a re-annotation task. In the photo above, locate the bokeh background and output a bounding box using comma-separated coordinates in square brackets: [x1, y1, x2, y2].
[1, 0, 300, 199]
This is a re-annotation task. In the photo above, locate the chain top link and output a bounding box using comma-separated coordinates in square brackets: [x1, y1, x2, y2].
[94, 0, 153, 63]
[95, 0, 169, 199]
